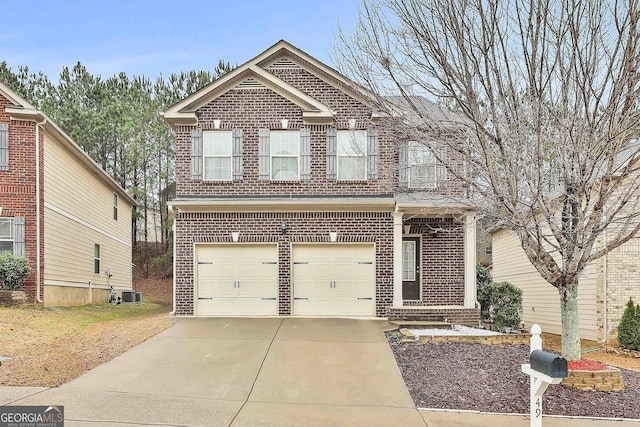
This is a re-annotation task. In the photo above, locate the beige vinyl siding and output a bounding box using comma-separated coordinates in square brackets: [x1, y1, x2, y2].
[43, 131, 133, 293]
[492, 229, 599, 341]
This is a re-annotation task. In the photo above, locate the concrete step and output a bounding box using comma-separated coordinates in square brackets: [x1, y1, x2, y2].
[391, 320, 453, 330]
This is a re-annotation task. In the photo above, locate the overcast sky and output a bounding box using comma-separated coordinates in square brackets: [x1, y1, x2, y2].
[1, 0, 361, 81]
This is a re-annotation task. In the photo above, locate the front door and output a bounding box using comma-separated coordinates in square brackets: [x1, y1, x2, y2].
[402, 237, 420, 300]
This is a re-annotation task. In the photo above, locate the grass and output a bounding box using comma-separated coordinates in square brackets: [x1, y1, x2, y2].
[0, 302, 170, 354]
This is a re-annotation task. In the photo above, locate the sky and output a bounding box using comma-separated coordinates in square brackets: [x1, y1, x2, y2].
[0, 0, 362, 81]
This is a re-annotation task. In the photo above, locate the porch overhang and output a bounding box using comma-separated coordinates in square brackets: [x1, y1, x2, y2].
[169, 195, 396, 213]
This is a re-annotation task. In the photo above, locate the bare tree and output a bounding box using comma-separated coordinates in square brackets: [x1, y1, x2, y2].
[336, 0, 640, 360]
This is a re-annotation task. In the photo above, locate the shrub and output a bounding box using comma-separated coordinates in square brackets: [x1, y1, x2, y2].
[477, 262, 492, 288]
[0, 251, 32, 291]
[618, 298, 640, 351]
[478, 281, 523, 330]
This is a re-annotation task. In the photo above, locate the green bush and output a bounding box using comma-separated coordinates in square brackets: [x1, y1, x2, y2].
[617, 298, 640, 351]
[0, 251, 32, 291]
[477, 263, 492, 288]
[478, 281, 523, 330]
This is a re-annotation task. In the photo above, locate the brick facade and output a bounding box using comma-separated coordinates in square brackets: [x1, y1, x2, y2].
[168, 41, 478, 321]
[0, 94, 44, 299]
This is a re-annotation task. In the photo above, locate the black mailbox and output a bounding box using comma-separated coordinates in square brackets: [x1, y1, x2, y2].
[530, 350, 568, 378]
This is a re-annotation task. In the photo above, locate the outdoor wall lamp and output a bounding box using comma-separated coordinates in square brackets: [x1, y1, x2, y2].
[281, 222, 288, 235]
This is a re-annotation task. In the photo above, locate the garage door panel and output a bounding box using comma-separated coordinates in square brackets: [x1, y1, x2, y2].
[196, 244, 278, 316]
[292, 244, 375, 316]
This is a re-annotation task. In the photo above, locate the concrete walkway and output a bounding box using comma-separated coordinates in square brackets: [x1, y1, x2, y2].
[2, 317, 639, 426]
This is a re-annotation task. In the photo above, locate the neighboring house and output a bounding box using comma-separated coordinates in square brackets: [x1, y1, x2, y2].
[0, 82, 135, 305]
[163, 40, 478, 323]
[492, 168, 640, 342]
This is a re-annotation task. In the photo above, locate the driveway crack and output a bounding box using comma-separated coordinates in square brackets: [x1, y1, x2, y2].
[228, 317, 284, 426]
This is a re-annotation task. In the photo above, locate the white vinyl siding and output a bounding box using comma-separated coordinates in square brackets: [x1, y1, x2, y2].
[492, 229, 599, 340]
[270, 131, 299, 180]
[203, 131, 233, 181]
[43, 130, 133, 290]
[337, 130, 367, 180]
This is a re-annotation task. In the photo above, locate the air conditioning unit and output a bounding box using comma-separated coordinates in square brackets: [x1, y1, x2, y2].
[121, 290, 136, 303]
[135, 292, 143, 303]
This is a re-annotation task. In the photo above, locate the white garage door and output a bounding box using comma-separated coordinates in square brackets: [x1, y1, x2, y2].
[292, 244, 375, 316]
[196, 244, 278, 316]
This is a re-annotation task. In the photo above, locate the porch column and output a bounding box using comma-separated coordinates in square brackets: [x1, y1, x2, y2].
[393, 211, 404, 308]
[464, 213, 477, 308]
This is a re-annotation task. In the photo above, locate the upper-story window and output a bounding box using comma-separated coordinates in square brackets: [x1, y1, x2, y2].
[337, 130, 367, 180]
[401, 141, 447, 189]
[0, 123, 9, 171]
[0, 218, 14, 253]
[270, 131, 299, 180]
[203, 131, 233, 181]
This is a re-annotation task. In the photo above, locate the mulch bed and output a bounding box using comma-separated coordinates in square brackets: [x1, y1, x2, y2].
[388, 333, 640, 419]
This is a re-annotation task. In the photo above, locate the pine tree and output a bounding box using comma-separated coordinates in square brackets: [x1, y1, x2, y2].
[618, 298, 640, 351]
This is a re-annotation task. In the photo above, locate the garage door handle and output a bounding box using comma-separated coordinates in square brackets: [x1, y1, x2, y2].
[198, 261, 213, 265]
[294, 262, 309, 265]
[262, 297, 277, 300]
[357, 262, 373, 265]
[198, 297, 213, 300]
[357, 297, 373, 300]
[262, 261, 277, 265]
[294, 297, 309, 300]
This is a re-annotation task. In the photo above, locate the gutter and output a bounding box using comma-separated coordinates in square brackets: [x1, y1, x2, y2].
[169, 208, 176, 316]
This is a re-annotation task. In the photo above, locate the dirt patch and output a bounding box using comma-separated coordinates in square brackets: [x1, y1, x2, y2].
[0, 278, 173, 387]
[388, 333, 640, 419]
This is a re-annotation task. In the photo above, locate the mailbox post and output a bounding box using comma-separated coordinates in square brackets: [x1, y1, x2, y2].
[521, 324, 568, 427]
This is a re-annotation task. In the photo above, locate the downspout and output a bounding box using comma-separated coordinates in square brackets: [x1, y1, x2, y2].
[169, 207, 177, 315]
[35, 118, 46, 303]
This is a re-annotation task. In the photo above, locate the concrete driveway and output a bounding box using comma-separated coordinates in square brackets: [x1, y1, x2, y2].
[3, 317, 426, 426]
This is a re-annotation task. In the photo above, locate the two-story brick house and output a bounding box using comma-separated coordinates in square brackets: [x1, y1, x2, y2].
[163, 40, 479, 323]
[0, 81, 135, 305]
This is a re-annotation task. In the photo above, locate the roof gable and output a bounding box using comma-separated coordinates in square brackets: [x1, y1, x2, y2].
[162, 40, 378, 127]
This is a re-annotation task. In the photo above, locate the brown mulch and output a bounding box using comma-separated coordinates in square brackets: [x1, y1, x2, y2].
[388, 334, 640, 419]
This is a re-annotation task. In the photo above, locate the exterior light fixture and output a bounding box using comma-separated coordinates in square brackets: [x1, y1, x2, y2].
[281, 222, 288, 235]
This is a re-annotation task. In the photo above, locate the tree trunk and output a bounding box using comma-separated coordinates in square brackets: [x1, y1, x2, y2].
[559, 283, 581, 361]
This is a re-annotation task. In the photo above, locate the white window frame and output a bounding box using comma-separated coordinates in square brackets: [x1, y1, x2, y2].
[113, 193, 118, 221]
[337, 130, 367, 180]
[270, 130, 300, 181]
[203, 130, 233, 181]
[0, 217, 14, 254]
[94, 243, 101, 275]
[407, 141, 442, 189]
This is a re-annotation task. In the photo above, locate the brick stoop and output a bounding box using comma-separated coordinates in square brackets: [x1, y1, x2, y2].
[562, 367, 624, 391]
[387, 306, 480, 327]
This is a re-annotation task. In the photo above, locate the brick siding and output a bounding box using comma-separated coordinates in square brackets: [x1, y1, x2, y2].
[0, 95, 44, 299]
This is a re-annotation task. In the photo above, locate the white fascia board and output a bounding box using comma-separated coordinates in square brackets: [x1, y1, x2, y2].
[169, 197, 395, 213]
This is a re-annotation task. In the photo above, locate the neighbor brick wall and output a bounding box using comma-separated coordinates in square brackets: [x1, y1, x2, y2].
[174, 211, 394, 316]
[0, 94, 44, 299]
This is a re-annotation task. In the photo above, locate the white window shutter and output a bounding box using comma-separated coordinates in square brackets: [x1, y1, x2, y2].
[14, 217, 25, 257]
[367, 127, 379, 179]
[232, 129, 243, 180]
[300, 128, 311, 180]
[399, 140, 408, 187]
[258, 128, 270, 180]
[0, 123, 8, 171]
[191, 129, 203, 181]
[326, 128, 337, 180]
